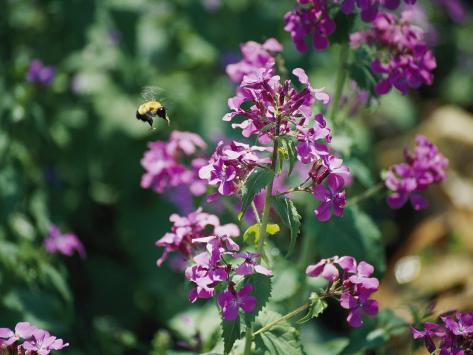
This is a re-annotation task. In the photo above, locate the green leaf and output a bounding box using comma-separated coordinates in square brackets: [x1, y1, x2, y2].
[297, 293, 328, 324]
[222, 317, 241, 354]
[243, 223, 280, 245]
[40, 264, 72, 303]
[315, 205, 385, 275]
[239, 168, 274, 220]
[271, 196, 301, 256]
[244, 274, 272, 325]
[278, 136, 297, 176]
[254, 309, 303, 355]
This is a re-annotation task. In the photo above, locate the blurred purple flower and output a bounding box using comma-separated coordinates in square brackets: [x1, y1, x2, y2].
[226, 38, 283, 83]
[313, 175, 347, 222]
[218, 283, 257, 321]
[27, 59, 55, 86]
[384, 135, 448, 210]
[44, 225, 85, 258]
[433, 0, 467, 24]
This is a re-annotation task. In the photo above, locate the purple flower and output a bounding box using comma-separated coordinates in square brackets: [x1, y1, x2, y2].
[313, 175, 347, 222]
[306, 256, 380, 327]
[224, 68, 329, 143]
[156, 208, 239, 266]
[233, 252, 273, 276]
[340, 288, 379, 328]
[305, 257, 339, 281]
[384, 135, 448, 210]
[22, 329, 69, 355]
[284, 1, 336, 52]
[351, 11, 436, 96]
[433, 0, 466, 24]
[218, 283, 257, 321]
[226, 38, 283, 83]
[341, 0, 417, 22]
[0, 322, 37, 347]
[199, 141, 270, 198]
[141, 131, 207, 195]
[44, 225, 86, 258]
[27, 59, 55, 85]
[412, 312, 473, 354]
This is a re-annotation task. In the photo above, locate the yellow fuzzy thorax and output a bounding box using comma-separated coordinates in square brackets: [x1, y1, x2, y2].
[138, 101, 162, 116]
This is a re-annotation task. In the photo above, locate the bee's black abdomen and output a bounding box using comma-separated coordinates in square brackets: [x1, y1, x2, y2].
[136, 111, 153, 126]
[157, 106, 167, 119]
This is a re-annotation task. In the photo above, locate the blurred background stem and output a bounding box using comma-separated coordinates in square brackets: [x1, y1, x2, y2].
[328, 43, 349, 126]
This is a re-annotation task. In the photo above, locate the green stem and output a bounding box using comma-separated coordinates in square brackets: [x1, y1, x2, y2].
[243, 325, 253, 355]
[257, 117, 281, 259]
[328, 43, 349, 125]
[253, 303, 311, 336]
[347, 183, 384, 206]
[251, 201, 261, 224]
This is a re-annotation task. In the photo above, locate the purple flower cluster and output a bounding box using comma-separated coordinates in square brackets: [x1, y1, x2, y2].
[141, 131, 208, 196]
[384, 135, 448, 210]
[350, 11, 436, 95]
[157, 210, 271, 321]
[226, 38, 283, 83]
[306, 256, 379, 327]
[224, 67, 329, 144]
[155, 208, 239, 267]
[340, 0, 417, 22]
[186, 241, 271, 320]
[412, 311, 473, 354]
[284, 1, 336, 52]
[199, 141, 271, 199]
[44, 225, 85, 258]
[0, 322, 68, 354]
[27, 59, 55, 86]
[283, 0, 417, 52]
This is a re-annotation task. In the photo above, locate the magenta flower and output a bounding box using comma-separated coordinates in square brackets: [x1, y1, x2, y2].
[44, 225, 85, 258]
[284, 1, 336, 52]
[305, 257, 339, 281]
[199, 141, 270, 198]
[156, 208, 239, 266]
[27, 59, 55, 85]
[223, 68, 328, 144]
[22, 329, 69, 355]
[0, 322, 37, 347]
[233, 252, 273, 276]
[412, 312, 473, 354]
[351, 11, 436, 96]
[341, 0, 417, 22]
[226, 38, 283, 83]
[306, 256, 380, 327]
[313, 175, 347, 222]
[384, 135, 448, 210]
[340, 288, 379, 328]
[218, 283, 257, 321]
[141, 131, 207, 196]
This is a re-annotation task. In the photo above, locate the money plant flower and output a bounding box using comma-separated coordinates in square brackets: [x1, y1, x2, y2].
[27, 59, 55, 85]
[384, 135, 448, 210]
[44, 225, 85, 258]
[350, 11, 436, 95]
[218, 283, 257, 321]
[306, 256, 379, 327]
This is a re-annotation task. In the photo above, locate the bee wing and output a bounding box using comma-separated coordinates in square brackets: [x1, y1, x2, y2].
[141, 86, 165, 101]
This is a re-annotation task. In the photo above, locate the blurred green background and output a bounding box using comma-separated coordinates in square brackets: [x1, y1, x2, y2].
[1, 0, 472, 354]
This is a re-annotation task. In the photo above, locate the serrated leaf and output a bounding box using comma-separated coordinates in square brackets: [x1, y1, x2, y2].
[222, 317, 241, 354]
[243, 223, 280, 245]
[254, 309, 303, 355]
[270, 196, 301, 256]
[240, 168, 274, 220]
[244, 274, 272, 325]
[297, 293, 328, 324]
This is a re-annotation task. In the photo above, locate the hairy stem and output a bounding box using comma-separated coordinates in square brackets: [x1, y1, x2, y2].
[347, 182, 384, 206]
[243, 325, 253, 355]
[328, 43, 349, 125]
[253, 303, 311, 336]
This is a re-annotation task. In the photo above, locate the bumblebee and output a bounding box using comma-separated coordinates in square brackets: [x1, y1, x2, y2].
[136, 87, 170, 127]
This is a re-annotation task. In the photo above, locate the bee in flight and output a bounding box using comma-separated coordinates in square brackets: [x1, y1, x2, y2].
[136, 86, 170, 128]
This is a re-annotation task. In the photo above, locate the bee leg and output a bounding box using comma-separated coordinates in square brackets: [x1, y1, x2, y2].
[165, 115, 170, 126]
[144, 115, 153, 127]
